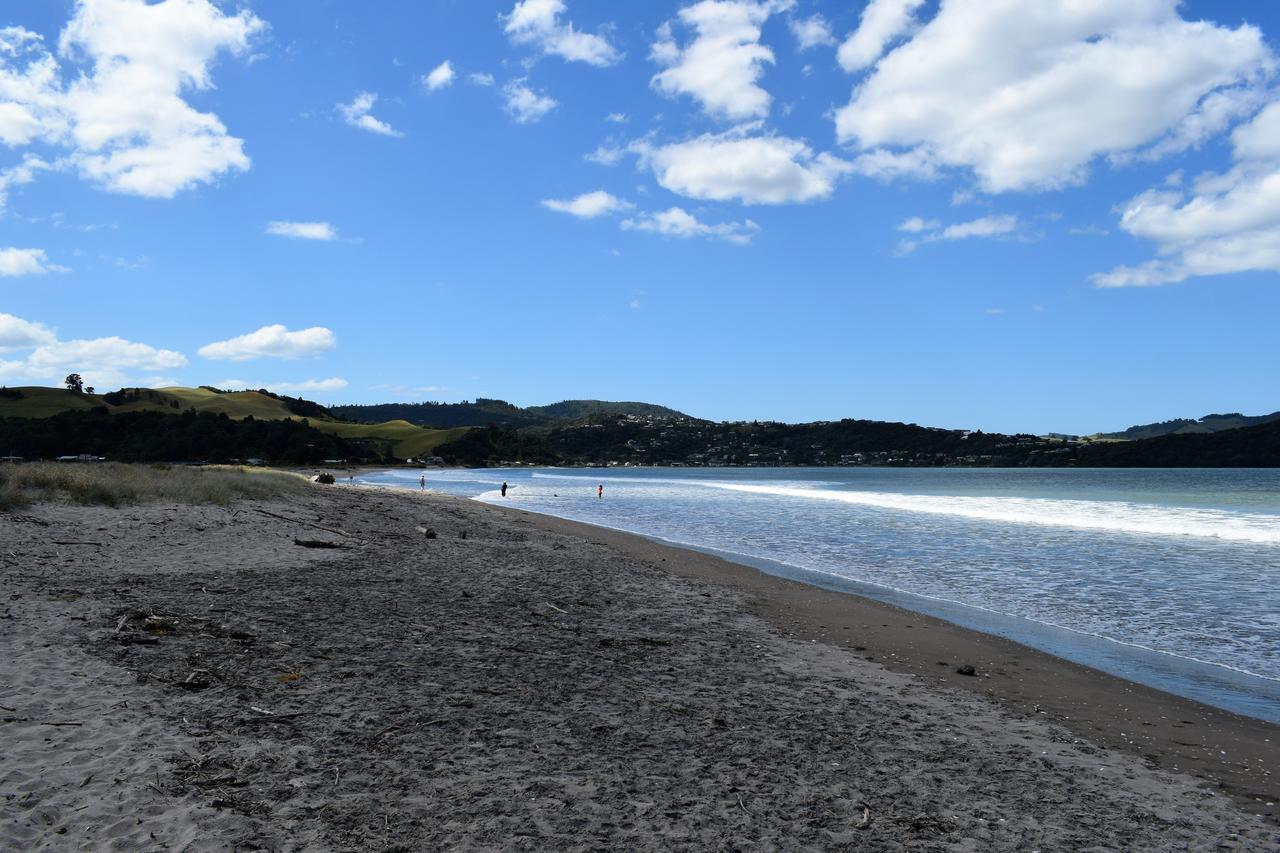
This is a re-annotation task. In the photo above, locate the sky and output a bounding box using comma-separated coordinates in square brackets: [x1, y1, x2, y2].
[1, 0, 1279, 435]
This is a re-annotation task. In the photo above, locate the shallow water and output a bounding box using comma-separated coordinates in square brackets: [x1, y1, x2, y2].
[359, 466, 1280, 722]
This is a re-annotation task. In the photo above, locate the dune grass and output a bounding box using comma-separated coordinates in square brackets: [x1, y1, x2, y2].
[0, 462, 310, 510]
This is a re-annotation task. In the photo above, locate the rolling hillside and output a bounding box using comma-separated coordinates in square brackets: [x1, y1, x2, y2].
[1097, 411, 1280, 440]
[0, 386, 459, 461]
[328, 398, 694, 428]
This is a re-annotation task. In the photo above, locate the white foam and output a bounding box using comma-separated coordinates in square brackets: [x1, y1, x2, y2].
[698, 482, 1280, 544]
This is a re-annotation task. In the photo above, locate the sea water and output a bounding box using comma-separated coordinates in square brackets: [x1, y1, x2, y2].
[358, 466, 1280, 722]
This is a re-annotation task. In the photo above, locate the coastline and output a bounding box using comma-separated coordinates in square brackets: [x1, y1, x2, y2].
[2, 484, 1276, 849]
[500, 504, 1280, 821]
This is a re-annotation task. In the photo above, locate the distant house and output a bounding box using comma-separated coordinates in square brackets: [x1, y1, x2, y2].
[56, 454, 105, 462]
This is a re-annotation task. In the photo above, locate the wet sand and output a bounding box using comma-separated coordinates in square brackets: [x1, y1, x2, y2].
[2, 485, 1276, 850]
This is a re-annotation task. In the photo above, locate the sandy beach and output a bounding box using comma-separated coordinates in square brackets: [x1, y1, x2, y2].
[2, 483, 1277, 851]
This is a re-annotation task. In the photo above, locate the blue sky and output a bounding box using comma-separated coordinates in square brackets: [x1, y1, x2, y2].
[1, 0, 1278, 434]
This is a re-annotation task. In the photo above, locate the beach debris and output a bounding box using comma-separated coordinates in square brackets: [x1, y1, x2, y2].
[855, 802, 873, 829]
[250, 507, 353, 539]
[178, 671, 212, 691]
[955, 664, 977, 676]
[143, 615, 180, 635]
[293, 538, 345, 549]
[460, 529, 468, 539]
[416, 527, 437, 539]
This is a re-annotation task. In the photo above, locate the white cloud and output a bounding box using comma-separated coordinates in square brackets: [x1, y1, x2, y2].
[836, 0, 923, 72]
[216, 376, 348, 395]
[834, 1, 1274, 193]
[198, 324, 336, 361]
[0, 312, 55, 351]
[895, 214, 1018, 254]
[265, 221, 337, 241]
[897, 216, 938, 233]
[789, 14, 834, 51]
[633, 131, 850, 205]
[621, 206, 760, 244]
[650, 0, 792, 121]
[469, 72, 496, 87]
[605, 112, 628, 123]
[0, 317, 186, 389]
[585, 144, 624, 166]
[0, 247, 62, 276]
[0, 156, 52, 212]
[503, 80, 557, 124]
[0, 2, 264, 199]
[27, 336, 187, 373]
[1095, 101, 1280, 287]
[338, 91, 402, 137]
[940, 214, 1018, 240]
[423, 60, 455, 92]
[504, 0, 620, 67]
[542, 190, 633, 219]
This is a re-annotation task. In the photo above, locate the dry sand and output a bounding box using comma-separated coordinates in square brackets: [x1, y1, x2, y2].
[2, 484, 1277, 851]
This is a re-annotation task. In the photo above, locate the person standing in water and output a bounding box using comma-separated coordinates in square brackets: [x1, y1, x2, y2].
[598, 484, 603, 499]
[419, 473, 426, 491]
[501, 481, 508, 497]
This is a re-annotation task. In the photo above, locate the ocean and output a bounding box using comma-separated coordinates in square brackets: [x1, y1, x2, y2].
[356, 466, 1280, 723]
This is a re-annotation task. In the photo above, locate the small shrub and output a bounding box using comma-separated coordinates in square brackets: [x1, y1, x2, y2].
[316, 472, 336, 484]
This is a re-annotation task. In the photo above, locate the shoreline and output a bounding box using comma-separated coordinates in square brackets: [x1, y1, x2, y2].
[3, 484, 1276, 848]
[485, 500, 1280, 821]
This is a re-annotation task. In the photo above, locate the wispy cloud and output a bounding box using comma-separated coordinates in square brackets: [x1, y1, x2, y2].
[265, 221, 338, 241]
[338, 92, 402, 137]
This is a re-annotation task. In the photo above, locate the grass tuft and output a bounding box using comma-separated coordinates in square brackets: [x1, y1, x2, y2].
[0, 462, 310, 510]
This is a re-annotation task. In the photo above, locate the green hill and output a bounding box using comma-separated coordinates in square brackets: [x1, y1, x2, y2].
[0, 386, 458, 461]
[328, 397, 694, 429]
[1097, 411, 1280, 440]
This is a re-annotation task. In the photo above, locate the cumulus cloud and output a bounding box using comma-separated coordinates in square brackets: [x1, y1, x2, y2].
[423, 60, 455, 92]
[541, 190, 633, 218]
[621, 206, 760, 244]
[198, 324, 336, 361]
[836, 0, 923, 71]
[0, 312, 187, 388]
[0, 247, 67, 277]
[0, 312, 55, 350]
[650, 0, 793, 121]
[789, 14, 834, 52]
[469, 72, 496, 87]
[338, 92, 401, 137]
[503, 80, 557, 124]
[834, 1, 1274, 193]
[0, 2, 264, 199]
[504, 0, 620, 67]
[632, 131, 850, 205]
[218, 376, 347, 395]
[265, 221, 337, 241]
[1095, 101, 1280, 287]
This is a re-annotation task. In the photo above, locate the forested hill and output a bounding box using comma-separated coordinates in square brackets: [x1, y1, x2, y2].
[1077, 418, 1280, 467]
[1097, 411, 1280, 440]
[328, 398, 692, 428]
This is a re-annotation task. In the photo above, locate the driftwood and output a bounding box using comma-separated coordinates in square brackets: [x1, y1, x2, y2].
[249, 508, 353, 539]
[293, 538, 345, 549]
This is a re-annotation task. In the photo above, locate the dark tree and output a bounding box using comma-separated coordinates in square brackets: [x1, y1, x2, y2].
[64, 373, 84, 394]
